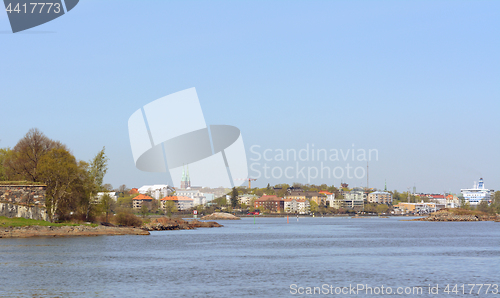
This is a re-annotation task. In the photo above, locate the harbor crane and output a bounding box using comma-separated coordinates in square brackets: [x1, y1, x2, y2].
[235, 178, 257, 189]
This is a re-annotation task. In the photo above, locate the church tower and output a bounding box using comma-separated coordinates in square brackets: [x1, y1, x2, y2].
[180, 164, 191, 189]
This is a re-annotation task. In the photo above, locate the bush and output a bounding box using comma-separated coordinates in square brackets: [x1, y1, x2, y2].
[114, 211, 143, 227]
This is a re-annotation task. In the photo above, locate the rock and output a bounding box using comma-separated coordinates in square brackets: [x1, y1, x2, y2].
[142, 217, 223, 231]
[200, 212, 240, 220]
[413, 209, 498, 222]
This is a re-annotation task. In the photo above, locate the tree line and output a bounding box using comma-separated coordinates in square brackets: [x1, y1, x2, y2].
[0, 128, 109, 222]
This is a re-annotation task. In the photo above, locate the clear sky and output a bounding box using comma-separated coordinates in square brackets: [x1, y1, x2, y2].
[1, 0, 499, 194]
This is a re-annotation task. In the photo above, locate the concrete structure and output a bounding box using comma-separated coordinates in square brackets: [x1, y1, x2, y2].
[367, 191, 392, 204]
[132, 194, 154, 209]
[0, 184, 46, 206]
[461, 178, 493, 206]
[0, 202, 49, 221]
[254, 195, 284, 212]
[160, 196, 193, 211]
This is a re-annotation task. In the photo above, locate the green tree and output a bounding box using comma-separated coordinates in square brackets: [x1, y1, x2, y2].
[164, 200, 178, 217]
[140, 204, 149, 218]
[376, 204, 389, 214]
[85, 147, 109, 220]
[117, 195, 135, 209]
[492, 191, 500, 213]
[477, 200, 490, 214]
[0, 148, 11, 181]
[310, 200, 319, 213]
[38, 147, 79, 222]
[99, 193, 115, 222]
[230, 187, 239, 208]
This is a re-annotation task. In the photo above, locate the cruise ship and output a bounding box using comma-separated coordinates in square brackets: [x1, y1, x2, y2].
[460, 178, 493, 206]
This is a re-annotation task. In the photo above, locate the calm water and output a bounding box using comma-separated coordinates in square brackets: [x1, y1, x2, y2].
[1, 217, 499, 297]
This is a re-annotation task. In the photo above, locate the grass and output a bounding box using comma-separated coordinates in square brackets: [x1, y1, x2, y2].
[0, 181, 46, 186]
[0, 216, 97, 228]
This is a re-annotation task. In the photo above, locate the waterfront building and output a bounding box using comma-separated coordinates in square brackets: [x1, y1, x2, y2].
[296, 199, 310, 214]
[319, 191, 336, 207]
[367, 191, 392, 204]
[460, 178, 493, 206]
[132, 194, 154, 209]
[446, 194, 461, 208]
[283, 198, 298, 213]
[254, 195, 284, 212]
[342, 187, 366, 209]
[283, 198, 311, 214]
[394, 202, 445, 214]
[285, 191, 324, 205]
[160, 195, 194, 211]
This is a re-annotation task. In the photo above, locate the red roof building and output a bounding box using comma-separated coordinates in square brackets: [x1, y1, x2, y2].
[254, 195, 284, 212]
[132, 194, 153, 209]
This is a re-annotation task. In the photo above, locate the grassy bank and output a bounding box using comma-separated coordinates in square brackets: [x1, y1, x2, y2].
[0, 216, 97, 228]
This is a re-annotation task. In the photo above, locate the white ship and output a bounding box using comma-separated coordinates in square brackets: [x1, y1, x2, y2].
[460, 178, 493, 206]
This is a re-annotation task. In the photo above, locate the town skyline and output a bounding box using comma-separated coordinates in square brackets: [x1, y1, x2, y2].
[1, 1, 498, 194]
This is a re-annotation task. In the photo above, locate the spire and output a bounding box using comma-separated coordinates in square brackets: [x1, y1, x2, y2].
[384, 179, 387, 192]
[181, 164, 186, 182]
[186, 164, 190, 181]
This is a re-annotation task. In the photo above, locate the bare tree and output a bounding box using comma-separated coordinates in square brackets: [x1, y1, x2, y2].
[4, 128, 65, 182]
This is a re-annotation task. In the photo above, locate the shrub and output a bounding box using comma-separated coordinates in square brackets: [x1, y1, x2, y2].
[114, 211, 143, 227]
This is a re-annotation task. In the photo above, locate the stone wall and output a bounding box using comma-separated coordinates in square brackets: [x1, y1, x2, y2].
[0, 185, 46, 206]
[0, 202, 49, 221]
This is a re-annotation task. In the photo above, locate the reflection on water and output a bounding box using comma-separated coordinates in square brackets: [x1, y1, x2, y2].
[1, 217, 499, 297]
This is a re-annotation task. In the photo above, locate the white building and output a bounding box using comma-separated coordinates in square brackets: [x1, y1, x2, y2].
[461, 178, 493, 206]
[160, 196, 193, 211]
[367, 191, 393, 204]
[239, 194, 259, 206]
[326, 193, 335, 207]
[296, 199, 310, 214]
[96, 192, 119, 202]
[138, 185, 174, 200]
[342, 188, 366, 209]
[175, 189, 207, 207]
[283, 198, 298, 213]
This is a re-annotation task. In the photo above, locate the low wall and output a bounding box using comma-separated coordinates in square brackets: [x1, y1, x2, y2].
[0, 202, 49, 221]
[0, 185, 46, 206]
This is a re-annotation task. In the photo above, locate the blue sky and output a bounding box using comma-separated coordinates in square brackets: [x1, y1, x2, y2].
[1, 0, 499, 193]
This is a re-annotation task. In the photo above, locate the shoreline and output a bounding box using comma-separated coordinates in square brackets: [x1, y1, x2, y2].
[0, 225, 149, 238]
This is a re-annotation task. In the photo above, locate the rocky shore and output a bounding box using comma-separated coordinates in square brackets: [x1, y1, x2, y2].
[413, 209, 500, 222]
[200, 212, 240, 220]
[142, 217, 223, 231]
[0, 225, 149, 238]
